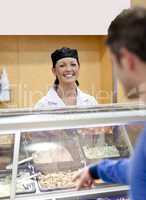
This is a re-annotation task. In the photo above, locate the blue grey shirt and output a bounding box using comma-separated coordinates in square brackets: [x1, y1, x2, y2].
[89, 125, 146, 200]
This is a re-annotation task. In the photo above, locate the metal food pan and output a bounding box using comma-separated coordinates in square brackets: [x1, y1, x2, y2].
[36, 163, 82, 192]
[0, 166, 36, 198]
[26, 134, 84, 174]
[34, 157, 83, 192]
[36, 163, 105, 192]
[79, 129, 130, 164]
[24, 129, 84, 164]
[82, 145, 121, 165]
[77, 129, 122, 164]
[34, 160, 83, 174]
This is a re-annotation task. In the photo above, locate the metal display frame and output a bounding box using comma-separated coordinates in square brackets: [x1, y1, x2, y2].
[0, 104, 146, 200]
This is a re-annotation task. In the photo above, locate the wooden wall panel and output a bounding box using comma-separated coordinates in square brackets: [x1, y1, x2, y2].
[0, 36, 19, 108]
[132, 0, 146, 7]
[0, 36, 112, 108]
[99, 36, 113, 103]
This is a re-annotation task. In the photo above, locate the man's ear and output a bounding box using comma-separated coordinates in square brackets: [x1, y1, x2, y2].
[120, 48, 136, 71]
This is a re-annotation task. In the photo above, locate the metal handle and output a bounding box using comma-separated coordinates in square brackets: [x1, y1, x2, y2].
[17, 172, 41, 183]
[6, 156, 33, 170]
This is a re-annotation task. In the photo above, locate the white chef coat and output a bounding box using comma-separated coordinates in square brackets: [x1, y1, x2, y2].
[35, 87, 97, 109]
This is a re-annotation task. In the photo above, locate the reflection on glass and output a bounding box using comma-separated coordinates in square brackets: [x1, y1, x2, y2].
[0, 134, 14, 198]
[126, 123, 144, 147]
[78, 126, 130, 163]
[0, 124, 139, 197]
[17, 125, 134, 193]
[15, 134, 36, 196]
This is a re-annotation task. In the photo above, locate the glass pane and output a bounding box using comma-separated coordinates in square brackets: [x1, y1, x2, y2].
[77, 126, 131, 165]
[18, 123, 135, 194]
[0, 134, 14, 198]
[20, 130, 84, 192]
[15, 134, 36, 196]
[126, 123, 144, 147]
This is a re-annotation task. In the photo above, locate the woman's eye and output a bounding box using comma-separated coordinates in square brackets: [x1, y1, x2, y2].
[71, 63, 76, 67]
[59, 64, 65, 68]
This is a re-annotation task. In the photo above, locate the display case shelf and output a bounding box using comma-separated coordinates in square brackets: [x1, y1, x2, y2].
[0, 104, 145, 200]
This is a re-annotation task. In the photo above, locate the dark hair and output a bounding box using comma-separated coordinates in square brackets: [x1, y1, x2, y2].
[51, 47, 80, 67]
[106, 7, 146, 62]
[51, 47, 80, 86]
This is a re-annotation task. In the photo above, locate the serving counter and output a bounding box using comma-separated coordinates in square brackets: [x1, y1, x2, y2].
[0, 104, 145, 200]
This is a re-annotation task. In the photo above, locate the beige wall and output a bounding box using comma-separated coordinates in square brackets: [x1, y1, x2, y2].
[0, 36, 113, 108]
[1, 2, 146, 108]
[132, 0, 146, 7]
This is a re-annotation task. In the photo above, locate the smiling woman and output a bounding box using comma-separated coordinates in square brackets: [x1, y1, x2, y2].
[35, 47, 97, 108]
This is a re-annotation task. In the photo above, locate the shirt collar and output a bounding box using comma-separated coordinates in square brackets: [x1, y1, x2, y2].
[46, 87, 65, 105]
[46, 86, 89, 106]
[76, 87, 91, 104]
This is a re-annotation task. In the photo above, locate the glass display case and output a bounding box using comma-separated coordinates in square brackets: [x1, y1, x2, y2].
[0, 104, 146, 200]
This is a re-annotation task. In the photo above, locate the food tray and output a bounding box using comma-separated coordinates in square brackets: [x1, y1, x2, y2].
[37, 169, 79, 192]
[27, 130, 85, 174]
[37, 167, 105, 192]
[0, 135, 14, 146]
[0, 167, 36, 198]
[33, 149, 84, 192]
[34, 160, 83, 174]
[77, 129, 121, 165]
[82, 145, 120, 165]
[0, 156, 12, 170]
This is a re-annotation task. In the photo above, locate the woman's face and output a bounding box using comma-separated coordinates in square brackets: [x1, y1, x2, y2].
[52, 57, 80, 85]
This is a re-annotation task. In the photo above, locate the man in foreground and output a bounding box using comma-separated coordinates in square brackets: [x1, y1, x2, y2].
[74, 7, 146, 200]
